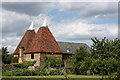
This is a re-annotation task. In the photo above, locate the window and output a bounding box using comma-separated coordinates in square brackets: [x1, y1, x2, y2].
[31, 53, 34, 59]
[67, 49, 70, 52]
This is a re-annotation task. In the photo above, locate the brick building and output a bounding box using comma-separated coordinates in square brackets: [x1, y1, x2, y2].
[13, 18, 90, 66]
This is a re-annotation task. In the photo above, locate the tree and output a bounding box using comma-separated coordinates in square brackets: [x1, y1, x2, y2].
[2, 47, 11, 64]
[2, 47, 18, 64]
[91, 37, 120, 76]
[71, 47, 90, 74]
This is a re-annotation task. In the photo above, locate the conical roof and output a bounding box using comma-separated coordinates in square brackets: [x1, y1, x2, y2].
[26, 27, 62, 53]
[13, 30, 35, 55]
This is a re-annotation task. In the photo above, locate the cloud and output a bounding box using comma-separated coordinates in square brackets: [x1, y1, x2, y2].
[1, 2, 118, 53]
[2, 36, 22, 53]
[2, 9, 32, 37]
[2, 2, 56, 16]
[1, 8, 52, 53]
[2, 8, 52, 37]
[2, 2, 118, 19]
[50, 19, 118, 42]
[2, 14, 118, 53]
[58, 2, 118, 20]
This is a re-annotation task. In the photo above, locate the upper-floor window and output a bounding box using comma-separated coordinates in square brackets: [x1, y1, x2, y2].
[67, 48, 70, 52]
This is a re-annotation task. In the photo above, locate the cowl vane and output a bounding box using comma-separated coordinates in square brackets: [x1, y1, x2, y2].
[28, 21, 34, 30]
[41, 17, 48, 27]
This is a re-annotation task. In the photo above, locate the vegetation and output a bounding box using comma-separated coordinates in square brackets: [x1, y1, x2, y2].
[66, 37, 120, 79]
[91, 38, 120, 76]
[40, 56, 64, 68]
[70, 47, 91, 75]
[12, 61, 36, 68]
[2, 47, 18, 64]
[37, 56, 64, 75]
[2, 37, 120, 79]
[2, 75, 108, 79]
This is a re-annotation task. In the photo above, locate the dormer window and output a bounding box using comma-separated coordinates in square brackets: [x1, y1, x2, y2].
[67, 48, 70, 52]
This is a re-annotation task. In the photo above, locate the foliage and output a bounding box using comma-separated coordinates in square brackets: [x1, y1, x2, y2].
[68, 37, 120, 76]
[2, 47, 18, 64]
[41, 56, 64, 68]
[91, 37, 120, 60]
[49, 69, 63, 75]
[108, 72, 118, 80]
[91, 37, 120, 76]
[70, 47, 90, 74]
[2, 64, 18, 72]
[3, 69, 38, 76]
[2, 37, 120, 77]
[2, 47, 9, 54]
[3, 68, 63, 76]
[2, 47, 11, 64]
[11, 57, 19, 63]
[2, 75, 109, 79]
[12, 61, 36, 68]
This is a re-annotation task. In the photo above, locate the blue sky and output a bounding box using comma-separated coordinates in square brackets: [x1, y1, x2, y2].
[1, 2, 118, 53]
[48, 9, 118, 25]
[48, 9, 80, 23]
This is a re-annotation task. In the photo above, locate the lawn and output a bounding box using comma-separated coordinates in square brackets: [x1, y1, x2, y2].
[2, 75, 108, 79]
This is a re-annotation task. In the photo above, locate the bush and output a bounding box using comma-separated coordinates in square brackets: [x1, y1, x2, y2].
[41, 56, 64, 68]
[109, 72, 118, 80]
[49, 69, 63, 75]
[15, 69, 37, 76]
[11, 57, 18, 63]
[3, 70, 14, 76]
[12, 61, 36, 68]
[2, 64, 18, 72]
[3, 69, 39, 76]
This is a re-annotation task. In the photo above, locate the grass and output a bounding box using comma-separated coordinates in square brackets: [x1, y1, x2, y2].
[2, 75, 108, 79]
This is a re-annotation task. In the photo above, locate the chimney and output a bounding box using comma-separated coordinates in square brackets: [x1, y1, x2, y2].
[18, 46, 24, 63]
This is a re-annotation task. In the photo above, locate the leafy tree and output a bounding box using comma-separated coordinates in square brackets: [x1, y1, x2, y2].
[91, 37, 120, 76]
[2, 47, 11, 64]
[71, 47, 90, 74]
[91, 37, 120, 60]
[2, 47, 9, 54]
[109, 38, 120, 61]
[2, 47, 18, 64]
[41, 56, 64, 68]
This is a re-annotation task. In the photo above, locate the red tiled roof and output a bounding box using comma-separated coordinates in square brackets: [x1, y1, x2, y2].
[13, 30, 35, 55]
[26, 27, 62, 53]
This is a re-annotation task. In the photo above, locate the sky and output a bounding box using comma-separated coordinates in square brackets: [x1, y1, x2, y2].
[1, 2, 118, 53]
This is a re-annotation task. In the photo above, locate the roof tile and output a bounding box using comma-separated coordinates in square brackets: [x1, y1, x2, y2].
[26, 27, 62, 53]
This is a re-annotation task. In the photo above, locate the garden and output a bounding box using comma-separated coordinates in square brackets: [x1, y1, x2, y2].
[1, 37, 120, 80]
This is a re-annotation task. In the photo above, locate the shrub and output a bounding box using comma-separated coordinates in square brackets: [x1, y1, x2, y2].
[49, 69, 63, 75]
[14, 69, 36, 76]
[2, 64, 17, 72]
[41, 56, 64, 68]
[11, 57, 18, 63]
[12, 61, 36, 68]
[109, 72, 118, 80]
[3, 69, 39, 76]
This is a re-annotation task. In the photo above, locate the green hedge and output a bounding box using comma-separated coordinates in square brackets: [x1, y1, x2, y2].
[3, 69, 37, 76]
[3, 68, 63, 76]
[12, 61, 36, 68]
[2, 64, 18, 72]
